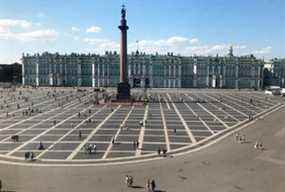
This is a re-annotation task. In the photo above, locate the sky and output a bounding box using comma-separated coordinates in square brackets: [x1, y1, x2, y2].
[0, 0, 284, 63]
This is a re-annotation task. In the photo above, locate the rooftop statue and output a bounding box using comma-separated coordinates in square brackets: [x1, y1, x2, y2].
[121, 5, 126, 19]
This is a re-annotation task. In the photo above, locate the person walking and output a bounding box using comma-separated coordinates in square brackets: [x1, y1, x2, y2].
[78, 130, 82, 139]
[150, 179, 156, 192]
[145, 179, 151, 192]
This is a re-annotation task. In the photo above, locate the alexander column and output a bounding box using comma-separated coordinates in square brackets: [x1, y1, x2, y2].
[117, 5, 131, 100]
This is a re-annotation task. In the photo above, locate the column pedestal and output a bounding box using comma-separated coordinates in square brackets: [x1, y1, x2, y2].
[117, 82, 131, 100]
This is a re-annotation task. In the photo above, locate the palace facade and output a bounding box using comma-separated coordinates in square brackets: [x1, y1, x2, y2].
[22, 48, 264, 89]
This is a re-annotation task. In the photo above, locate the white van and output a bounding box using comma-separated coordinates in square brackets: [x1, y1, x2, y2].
[265, 86, 281, 96]
[281, 88, 285, 96]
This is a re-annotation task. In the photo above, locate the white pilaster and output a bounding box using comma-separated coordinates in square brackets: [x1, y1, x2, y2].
[92, 64, 95, 87]
[22, 63, 25, 85]
[36, 62, 39, 86]
[77, 64, 81, 87]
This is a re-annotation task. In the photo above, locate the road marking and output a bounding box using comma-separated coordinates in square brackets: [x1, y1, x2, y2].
[222, 94, 259, 113]
[183, 102, 215, 135]
[167, 93, 197, 144]
[0, 103, 282, 167]
[198, 104, 229, 129]
[164, 97, 171, 110]
[197, 93, 240, 122]
[159, 96, 171, 152]
[66, 105, 121, 160]
[185, 94, 229, 129]
[102, 106, 134, 159]
[0, 90, 79, 119]
[247, 94, 277, 107]
[205, 93, 249, 117]
[0, 102, 85, 143]
[229, 93, 268, 110]
[135, 104, 149, 156]
[36, 105, 107, 159]
[6, 104, 95, 156]
[0, 91, 96, 134]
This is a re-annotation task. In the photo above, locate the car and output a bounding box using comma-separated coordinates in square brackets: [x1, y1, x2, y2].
[281, 88, 285, 96]
[265, 90, 273, 95]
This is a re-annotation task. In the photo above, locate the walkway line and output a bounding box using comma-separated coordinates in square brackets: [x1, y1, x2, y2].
[222, 94, 259, 113]
[167, 93, 197, 144]
[228, 93, 266, 110]
[183, 102, 215, 135]
[204, 93, 248, 117]
[0, 104, 281, 167]
[36, 105, 107, 159]
[0, 90, 79, 119]
[164, 97, 171, 110]
[189, 96, 230, 129]
[66, 105, 121, 160]
[0, 101, 85, 143]
[245, 94, 276, 107]
[6, 104, 95, 156]
[159, 96, 171, 152]
[195, 93, 240, 122]
[135, 104, 149, 156]
[102, 106, 135, 159]
[0, 91, 96, 134]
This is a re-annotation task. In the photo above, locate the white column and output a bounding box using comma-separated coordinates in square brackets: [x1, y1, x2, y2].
[235, 60, 239, 89]
[223, 65, 226, 87]
[92, 64, 96, 87]
[235, 64, 239, 89]
[178, 64, 182, 88]
[163, 65, 167, 87]
[77, 64, 81, 86]
[97, 63, 100, 87]
[36, 62, 39, 86]
[150, 64, 153, 88]
[22, 63, 25, 85]
[107, 63, 110, 87]
[141, 78, 145, 88]
[173, 65, 176, 88]
[102, 63, 106, 86]
[206, 65, 209, 87]
[49, 73, 53, 86]
[212, 75, 216, 88]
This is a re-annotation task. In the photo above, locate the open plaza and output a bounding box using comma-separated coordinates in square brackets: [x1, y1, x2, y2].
[0, 87, 284, 192]
[0, 1, 284, 191]
[0, 87, 282, 163]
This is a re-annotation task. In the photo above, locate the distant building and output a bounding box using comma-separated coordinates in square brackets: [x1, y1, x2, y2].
[22, 48, 264, 89]
[272, 58, 285, 88]
[0, 63, 22, 84]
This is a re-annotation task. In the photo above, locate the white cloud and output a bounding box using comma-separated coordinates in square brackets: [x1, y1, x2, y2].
[166, 36, 199, 47]
[127, 36, 200, 54]
[71, 27, 80, 32]
[167, 36, 191, 47]
[83, 38, 119, 50]
[0, 19, 58, 42]
[0, 29, 58, 41]
[128, 37, 248, 56]
[0, 19, 32, 32]
[86, 26, 102, 33]
[137, 36, 199, 48]
[254, 46, 272, 54]
[18, 30, 58, 41]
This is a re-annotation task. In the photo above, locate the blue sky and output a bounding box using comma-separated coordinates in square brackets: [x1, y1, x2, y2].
[0, 0, 284, 63]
